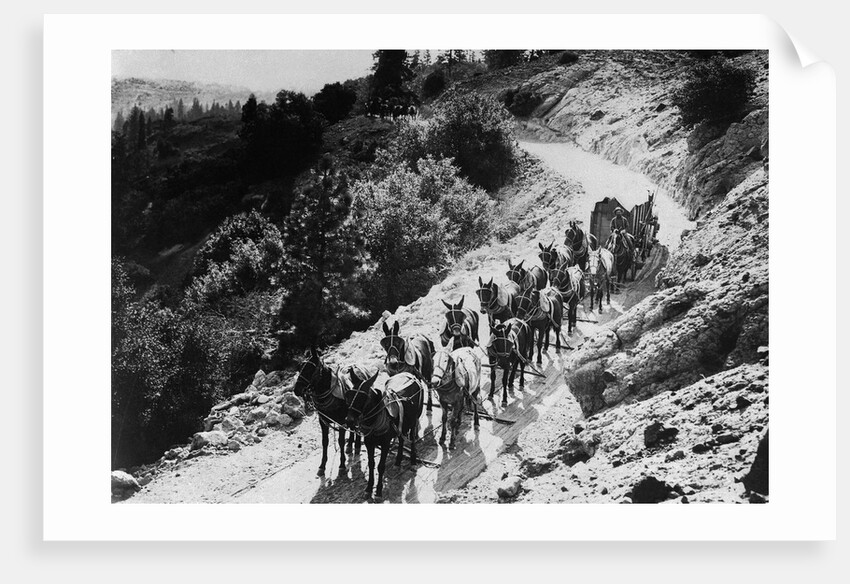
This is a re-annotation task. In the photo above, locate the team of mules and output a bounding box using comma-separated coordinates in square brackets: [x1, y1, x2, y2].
[293, 219, 644, 498]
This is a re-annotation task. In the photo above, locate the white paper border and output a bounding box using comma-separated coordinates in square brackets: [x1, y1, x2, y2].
[44, 13, 836, 540]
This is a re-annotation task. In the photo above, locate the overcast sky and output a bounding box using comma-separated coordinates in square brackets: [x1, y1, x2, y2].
[112, 50, 376, 95]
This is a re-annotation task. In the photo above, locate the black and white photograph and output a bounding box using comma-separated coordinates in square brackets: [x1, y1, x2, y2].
[108, 47, 771, 505]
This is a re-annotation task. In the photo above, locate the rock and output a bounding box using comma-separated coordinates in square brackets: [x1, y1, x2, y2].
[227, 440, 241, 452]
[629, 476, 673, 504]
[590, 110, 605, 121]
[164, 448, 182, 460]
[252, 370, 266, 387]
[692, 252, 711, 267]
[265, 412, 282, 426]
[261, 371, 286, 389]
[249, 406, 269, 421]
[736, 395, 752, 410]
[256, 394, 271, 405]
[644, 421, 679, 448]
[202, 415, 222, 432]
[520, 457, 556, 478]
[111, 470, 140, 495]
[692, 442, 713, 454]
[716, 433, 741, 445]
[220, 416, 244, 434]
[654, 103, 667, 112]
[280, 393, 306, 419]
[280, 414, 294, 426]
[620, 497, 632, 504]
[497, 476, 523, 499]
[665, 450, 686, 462]
[257, 428, 269, 437]
[600, 487, 609, 495]
[574, 423, 584, 434]
[191, 430, 228, 451]
[742, 430, 769, 496]
[137, 476, 152, 487]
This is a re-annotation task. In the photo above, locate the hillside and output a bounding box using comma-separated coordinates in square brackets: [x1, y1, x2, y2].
[111, 77, 276, 120]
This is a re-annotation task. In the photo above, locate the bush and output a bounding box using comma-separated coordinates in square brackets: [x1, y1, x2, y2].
[558, 51, 579, 65]
[188, 211, 284, 306]
[352, 167, 449, 310]
[504, 88, 543, 117]
[312, 82, 357, 124]
[422, 70, 447, 100]
[672, 56, 757, 129]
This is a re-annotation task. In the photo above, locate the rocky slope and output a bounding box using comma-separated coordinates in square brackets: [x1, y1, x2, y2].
[455, 50, 768, 219]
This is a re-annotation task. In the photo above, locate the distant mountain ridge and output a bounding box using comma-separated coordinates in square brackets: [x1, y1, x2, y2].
[111, 77, 276, 119]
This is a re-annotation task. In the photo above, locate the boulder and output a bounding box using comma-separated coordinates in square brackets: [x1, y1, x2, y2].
[265, 412, 282, 426]
[261, 371, 286, 389]
[219, 416, 244, 434]
[249, 406, 270, 421]
[280, 414, 294, 426]
[590, 110, 605, 121]
[643, 421, 679, 448]
[191, 430, 228, 451]
[255, 394, 272, 405]
[227, 440, 241, 452]
[280, 393, 306, 419]
[252, 370, 267, 388]
[111, 470, 140, 495]
[628, 476, 673, 504]
[497, 476, 523, 499]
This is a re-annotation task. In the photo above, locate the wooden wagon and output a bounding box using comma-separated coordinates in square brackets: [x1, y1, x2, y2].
[589, 191, 659, 280]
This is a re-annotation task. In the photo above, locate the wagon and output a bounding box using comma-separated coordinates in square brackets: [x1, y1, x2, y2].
[589, 191, 659, 280]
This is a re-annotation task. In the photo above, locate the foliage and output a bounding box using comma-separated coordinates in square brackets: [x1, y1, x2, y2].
[112, 258, 222, 468]
[672, 56, 757, 129]
[423, 92, 517, 192]
[277, 157, 369, 354]
[422, 69, 447, 100]
[483, 50, 526, 70]
[187, 210, 284, 306]
[370, 50, 415, 102]
[352, 167, 449, 310]
[504, 88, 543, 117]
[238, 91, 324, 184]
[313, 82, 358, 124]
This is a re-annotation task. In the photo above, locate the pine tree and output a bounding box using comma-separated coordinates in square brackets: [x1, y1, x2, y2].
[137, 113, 146, 151]
[177, 98, 185, 121]
[113, 110, 125, 134]
[369, 50, 414, 101]
[278, 156, 362, 348]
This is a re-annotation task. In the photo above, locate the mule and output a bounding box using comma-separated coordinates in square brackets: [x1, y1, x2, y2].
[431, 340, 482, 449]
[476, 276, 518, 328]
[564, 220, 598, 271]
[514, 284, 561, 363]
[438, 296, 480, 349]
[380, 320, 435, 411]
[587, 247, 614, 311]
[345, 370, 425, 499]
[507, 259, 548, 291]
[538, 241, 574, 280]
[486, 319, 533, 407]
[550, 263, 584, 334]
[293, 347, 373, 475]
[606, 228, 635, 286]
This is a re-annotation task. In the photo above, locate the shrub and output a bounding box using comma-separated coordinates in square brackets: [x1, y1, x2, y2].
[188, 211, 283, 306]
[422, 69, 447, 100]
[352, 168, 449, 310]
[558, 51, 579, 65]
[672, 56, 757, 129]
[505, 88, 542, 117]
[312, 82, 357, 124]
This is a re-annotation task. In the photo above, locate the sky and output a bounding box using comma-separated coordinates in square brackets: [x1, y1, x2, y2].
[112, 50, 376, 95]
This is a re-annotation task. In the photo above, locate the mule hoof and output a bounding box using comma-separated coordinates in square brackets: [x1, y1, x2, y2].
[501, 400, 508, 407]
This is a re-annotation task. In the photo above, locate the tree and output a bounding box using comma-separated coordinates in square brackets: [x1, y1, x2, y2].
[137, 113, 146, 152]
[189, 98, 203, 120]
[176, 98, 185, 121]
[162, 106, 174, 131]
[312, 82, 357, 124]
[277, 156, 365, 352]
[369, 50, 414, 101]
[483, 50, 525, 70]
[113, 110, 125, 134]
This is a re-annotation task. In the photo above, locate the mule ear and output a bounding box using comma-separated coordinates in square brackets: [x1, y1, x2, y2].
[382, 321, 390, 336]
[488, 277, 493, 286]
[517, 259, 525, 269]
[392, 321, 400, 336]
[538, 242, 544, 251]
[350, 368, 361, 387]
[310, 345, 321, 361]
[478, 276, 483, 287]
[442, 299, 452, 311]
[457, 296, 464, 309]
[507, 259, 513, 269]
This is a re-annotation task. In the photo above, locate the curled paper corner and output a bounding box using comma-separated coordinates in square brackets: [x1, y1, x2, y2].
[761, 14, 829, 70]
